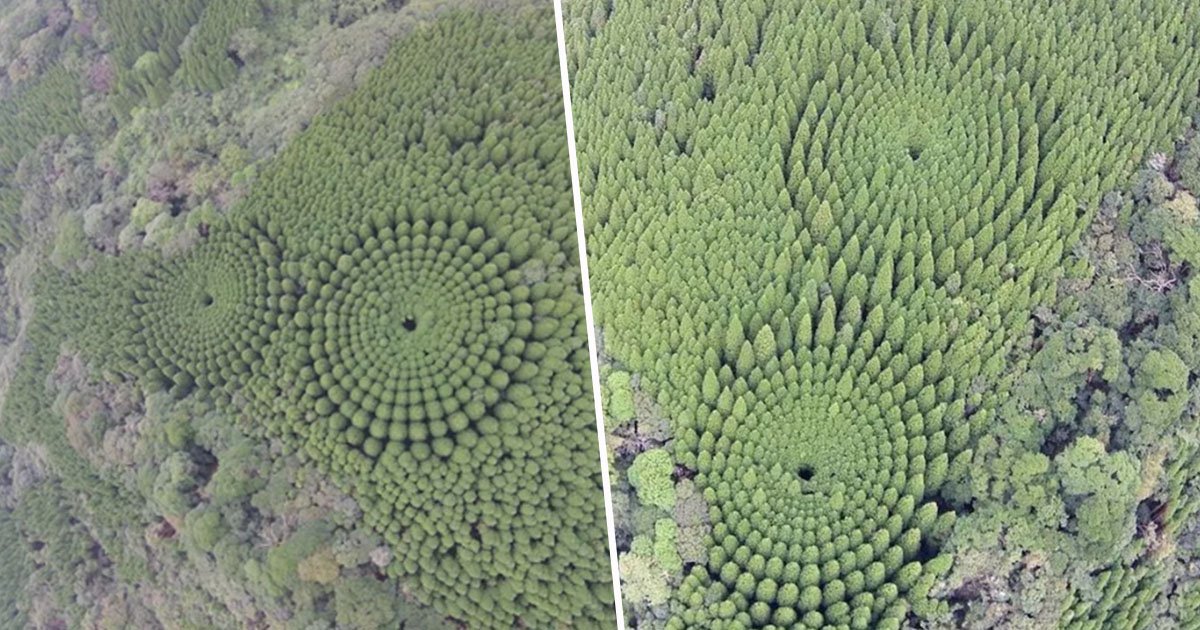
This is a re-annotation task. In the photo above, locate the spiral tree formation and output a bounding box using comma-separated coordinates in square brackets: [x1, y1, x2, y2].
[52, 9, 613, 629]
[569, 0, 1200, 627]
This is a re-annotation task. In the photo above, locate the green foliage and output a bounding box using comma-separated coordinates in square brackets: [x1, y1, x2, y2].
[184, 505, 229, 550]
[334, 577, 400, 629]
[11, 482, 99, 621]
[206, 438, 268, 505]
[49, 213, 88, 270]
[606, 370, 636, 425]
[99, 0, 207, 110]
[653, 518, 683, 574]
[1025, 325, 1123, 426]
[129, 198, 166, 230]
[297, 547, 340, 585]
[627, 448, 676, 511]
[333, 0, 393, 26]
[1055, 437, 1140, 561]
[1060, 564, 1158, 630]
[930, 129, 1200, 627]
[266, 519, 334, 592]
[152, 451, 201, 518]
[567, 0, 1200, 625]
[619, 547, 674, 617]
[1126, 348, 1189, 437]
[0, 66, 86, 256]
[673, 478, 711, 566]
[0, 66, 85, 171]
[0, 509, 32, 629]
[178, 0, 264, 92]
[1174, 129, 1200, 195]
[0, 187, 22, 253]
[11, 7, 612, 628]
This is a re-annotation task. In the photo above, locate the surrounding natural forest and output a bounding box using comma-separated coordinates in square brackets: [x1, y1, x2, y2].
[567, 0, 1200, 628]
[0, 0, 614, 628]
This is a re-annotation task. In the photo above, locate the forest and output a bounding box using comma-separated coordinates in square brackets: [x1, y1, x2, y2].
[0, 0, 614, 628]
[566, 0, 1200, 628]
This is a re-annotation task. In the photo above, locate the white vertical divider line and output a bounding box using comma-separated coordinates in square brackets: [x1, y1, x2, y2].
[552, 1, 626, 627]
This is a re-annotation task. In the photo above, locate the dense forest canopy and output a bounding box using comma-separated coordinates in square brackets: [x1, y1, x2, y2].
[567, 0, 1200, 627]
[0, 1, 615, 628]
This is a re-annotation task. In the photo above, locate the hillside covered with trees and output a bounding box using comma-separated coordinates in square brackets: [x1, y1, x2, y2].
[0, 0, 614, 628]
[566, 0, 1200, 628]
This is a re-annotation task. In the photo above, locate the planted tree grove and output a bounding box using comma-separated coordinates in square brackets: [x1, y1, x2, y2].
[567, 0, 1200, 627]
